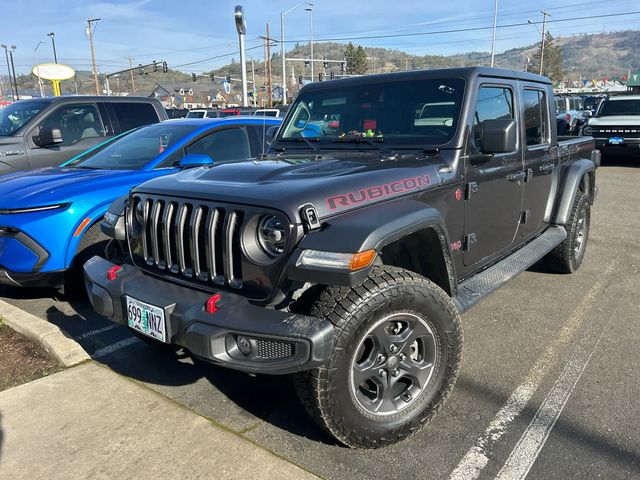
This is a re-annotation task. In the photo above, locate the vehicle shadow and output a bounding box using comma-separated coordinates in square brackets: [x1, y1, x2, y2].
[48, 294, 336, 446]
[599, 155, 640, 168]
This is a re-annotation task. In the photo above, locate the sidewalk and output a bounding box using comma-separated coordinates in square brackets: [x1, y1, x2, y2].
[0, 362, 318, 479]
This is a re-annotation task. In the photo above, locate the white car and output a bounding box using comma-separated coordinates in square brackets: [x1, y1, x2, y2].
[583, 95, 640, 158]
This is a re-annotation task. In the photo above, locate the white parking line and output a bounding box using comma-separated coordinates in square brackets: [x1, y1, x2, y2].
[75, 325, 118, 340]
[495, 329, 606, 480]
[91, 337, 140, 359]
[449, 264, 614, 480]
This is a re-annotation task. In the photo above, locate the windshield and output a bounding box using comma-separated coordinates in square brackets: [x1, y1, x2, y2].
[0, 100, 49, 136]
[279, 77, 465, 147]
[598, 99, 640, 116]
[66, 123, 198, 170]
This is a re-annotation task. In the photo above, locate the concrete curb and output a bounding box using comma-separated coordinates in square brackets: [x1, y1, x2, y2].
[0, 298, 90, 367]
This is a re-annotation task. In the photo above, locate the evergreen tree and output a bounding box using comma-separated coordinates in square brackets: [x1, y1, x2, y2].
[344, 42, 357, 74]
[354, 46, 368, 74]
[530, 32, 564, 82]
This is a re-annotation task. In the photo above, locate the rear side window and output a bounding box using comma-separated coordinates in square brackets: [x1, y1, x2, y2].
[39, 103, 105, 146]
[473, 86, 514, 151]
[111, 102, 159, 132]
[186, 127, 252, 163]
[523, 89, 549, 147]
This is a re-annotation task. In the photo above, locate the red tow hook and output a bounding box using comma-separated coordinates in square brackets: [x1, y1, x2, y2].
[206, 294, 222, 314]
[107, 265, 122, 281]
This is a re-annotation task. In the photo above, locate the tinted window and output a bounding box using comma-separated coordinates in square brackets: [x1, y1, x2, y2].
[0, 100, 48, 136]
[599, 99, 640, 116]
[473, 86, 514, 151]
[280, 77, 465, 146]
[524, 89, 549, 146]
[186, 127, 252, 163]
[39, 103, 105, 146]
[112, 102, 159, 131]
[554, 98, 564, 112]
[66, 123, 197, 170]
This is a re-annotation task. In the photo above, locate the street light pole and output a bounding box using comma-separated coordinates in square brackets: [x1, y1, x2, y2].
[234, 5, 248, 108]
[1, 44, 15, 100]
[280, 2, 309, 106]
[305, 4, 314, 81]
[539, 10, 550, 76]
[86, 18, 101, 95]
[47, 32, 58, 63]
[8, 46, 18, 101]
[490, 0, 498, 67]
[34, 41, 45, 97]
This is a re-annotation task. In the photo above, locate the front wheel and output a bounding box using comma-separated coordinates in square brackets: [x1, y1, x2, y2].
[294, 266, 463, 448]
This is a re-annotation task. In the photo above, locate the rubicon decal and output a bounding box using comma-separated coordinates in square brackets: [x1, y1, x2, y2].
[327, 175, 432, 210]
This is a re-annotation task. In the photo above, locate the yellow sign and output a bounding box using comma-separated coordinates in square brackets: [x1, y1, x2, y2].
[32, 64, 75, 97]
[32, 63, 75, 81]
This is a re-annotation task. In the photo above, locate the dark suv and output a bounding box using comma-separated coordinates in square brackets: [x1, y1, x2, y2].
[0, 96, 167, 174]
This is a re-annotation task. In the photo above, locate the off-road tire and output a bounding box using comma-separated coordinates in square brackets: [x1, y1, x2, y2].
[294, 266, 463, 448]
[546, 191, 590, 273]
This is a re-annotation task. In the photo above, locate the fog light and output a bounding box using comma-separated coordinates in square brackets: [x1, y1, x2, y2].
[237, 336, 252, 356]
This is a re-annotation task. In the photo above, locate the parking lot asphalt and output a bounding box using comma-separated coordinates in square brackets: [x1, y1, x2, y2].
[1, 157, 639, 479]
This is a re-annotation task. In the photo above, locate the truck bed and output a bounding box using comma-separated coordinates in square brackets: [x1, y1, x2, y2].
[558, 136, 596, 163]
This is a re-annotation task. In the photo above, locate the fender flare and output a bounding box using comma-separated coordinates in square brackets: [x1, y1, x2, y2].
[287, 198, 456, 290]
[63, 204, 110, 268]
[551, 158, 595, 226]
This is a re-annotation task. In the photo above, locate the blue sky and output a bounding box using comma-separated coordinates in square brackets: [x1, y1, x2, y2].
[4, 0, 640, 74]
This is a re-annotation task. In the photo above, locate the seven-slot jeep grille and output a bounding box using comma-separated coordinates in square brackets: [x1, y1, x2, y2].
[129, 195, 245, 289]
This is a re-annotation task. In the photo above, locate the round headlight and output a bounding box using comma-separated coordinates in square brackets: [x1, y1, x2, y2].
[257, 215, 287, 257]
[582, 126, 593, 136]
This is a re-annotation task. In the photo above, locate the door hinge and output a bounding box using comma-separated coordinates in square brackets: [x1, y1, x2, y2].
[465, 182, 479, 199]
[521, 210, 532, 224]
[300, 204, 321, 231]
[463, 233, 477, 251]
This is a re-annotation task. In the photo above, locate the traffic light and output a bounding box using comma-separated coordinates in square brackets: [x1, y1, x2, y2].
[152, 61, 158, 72]
[298, 75, 303, 84]
[192, 73, 197, 82]
[323, 57, 328, 68]
[138, 63, 143, 75]
[162, 61, 168, 73]
[341, 61, 346, 74]
[330, 72, 335, 80]
[210, 74, 214, 81]
[225, 75, 231, 83]
[318, 72, 323, 82]
[304, 60, 310, 68]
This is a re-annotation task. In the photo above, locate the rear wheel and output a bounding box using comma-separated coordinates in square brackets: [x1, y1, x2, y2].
[546, 191, 590, 273]
[294, 266, 463, 448]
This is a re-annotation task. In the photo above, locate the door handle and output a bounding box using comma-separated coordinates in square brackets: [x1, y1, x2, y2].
[507, 171, 526, 182]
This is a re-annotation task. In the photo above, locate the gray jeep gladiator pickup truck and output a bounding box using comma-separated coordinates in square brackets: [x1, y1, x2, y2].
[84, 67, 600, 448]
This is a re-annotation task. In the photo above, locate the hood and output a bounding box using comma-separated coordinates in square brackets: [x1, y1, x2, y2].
[133, 153, 448, 223]
[0, 167, 164, 209]
[588, 115, 640, 126]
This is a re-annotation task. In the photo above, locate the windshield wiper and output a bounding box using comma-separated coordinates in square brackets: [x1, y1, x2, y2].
[332, 136, 398, 160]
[279, 136, 322, 153]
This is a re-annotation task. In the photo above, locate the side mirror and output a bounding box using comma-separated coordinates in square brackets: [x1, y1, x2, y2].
[179, 153, 214, 169]
[266, 125, 278, 144]
[33, 127, 63, 147]
[480, 118, 517, 154]
[584, 110, 593, 117]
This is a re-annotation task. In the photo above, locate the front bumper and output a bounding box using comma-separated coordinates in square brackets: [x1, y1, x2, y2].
[83, 256, 334, 375]
[0, 228, 62, 287]
[0, 268, 65, 288]
[594, 137, 640, 155]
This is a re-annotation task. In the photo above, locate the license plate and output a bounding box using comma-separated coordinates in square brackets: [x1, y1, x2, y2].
[126, 296, 167, 342]
[608, 137, 624, 145]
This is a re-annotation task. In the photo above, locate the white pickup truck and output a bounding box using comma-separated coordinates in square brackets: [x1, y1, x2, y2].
[583, 95, 640, 159]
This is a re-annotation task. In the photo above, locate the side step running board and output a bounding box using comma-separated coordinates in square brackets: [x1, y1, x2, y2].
[453, 226, 567, 313]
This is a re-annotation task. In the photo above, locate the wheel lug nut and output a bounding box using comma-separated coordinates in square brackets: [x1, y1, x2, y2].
[399, 353, 406, 361]
[377, 354, 386, 363]
[402, 392, 412, 402]
[389, 344, 398, 353]
[391, 369, 399, 377]
[378, 369, 387, 378]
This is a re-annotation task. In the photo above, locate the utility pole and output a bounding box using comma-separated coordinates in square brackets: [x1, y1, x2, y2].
[250, 57, 256, 106]
[306, 5, 314, 81]
[8, 47, 18, 101]
[128, 56, 136, 94]
[86, 18, 101, 95]
[539, 10, 550, 76]
[34, 41, 45, 97]
[266, 23, 273, 107]
[490, 0, 498, 67]
[1, 45, 15, 100]
[234, 6, 248, 108]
